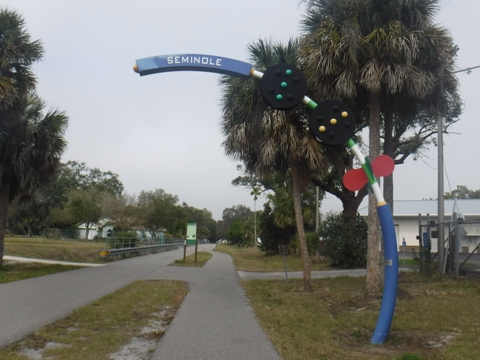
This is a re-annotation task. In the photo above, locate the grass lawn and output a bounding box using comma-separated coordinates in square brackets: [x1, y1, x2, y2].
[173, 251, 212, 267]
[5, 237, 105, 264]
[0, 263, 83, 284]
[214, 243, 331, 272]
[0, 237, 106, 284]
[0, 280, 187, 360]
[242, 272, 480, 360]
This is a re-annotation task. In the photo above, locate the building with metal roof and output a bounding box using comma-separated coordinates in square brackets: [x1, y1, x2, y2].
[359, 199, 480, 217]
[359, 199, 480, 253]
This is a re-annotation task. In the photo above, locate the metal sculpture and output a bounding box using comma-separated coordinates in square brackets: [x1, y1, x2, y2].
[134, 54, 398, 344]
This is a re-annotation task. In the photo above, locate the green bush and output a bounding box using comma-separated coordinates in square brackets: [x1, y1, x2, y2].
[319, 213, 367, 268]
[305, 231, 320, 256]
[288, 238, 299, 254]
[227, 220, 249, 246]
[258, 205, 293, 255]
[288, 232, 321, 258]
[45, 228, 61, 239]
[396, 354, 425, 360]
[109, 231, 138, 249]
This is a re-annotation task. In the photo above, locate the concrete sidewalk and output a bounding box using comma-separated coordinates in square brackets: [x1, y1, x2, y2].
[238, 268, 367, 280]
[3, 255, 105, 267]
[145, 244, 280, 360]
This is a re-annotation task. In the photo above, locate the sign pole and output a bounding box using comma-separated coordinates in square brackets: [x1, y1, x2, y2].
[279, 245, 288, 282]
[183, 240, 187, 262]
[195, 236, 198, 263]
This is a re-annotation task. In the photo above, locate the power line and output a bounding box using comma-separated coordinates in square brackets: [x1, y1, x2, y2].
[453, 65, 480, 74]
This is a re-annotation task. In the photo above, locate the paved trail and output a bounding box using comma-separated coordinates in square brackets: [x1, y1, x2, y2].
[0, 245, 280, 359]
[146, 245, 279, 360]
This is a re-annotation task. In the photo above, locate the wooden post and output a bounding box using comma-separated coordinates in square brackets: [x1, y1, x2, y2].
[183, 240, 187, 262]
[195, 237, 198, 263]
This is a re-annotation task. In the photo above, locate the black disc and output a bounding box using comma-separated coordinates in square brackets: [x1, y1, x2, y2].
[308, 100, 356, 146]
[260, 64, 307, 110]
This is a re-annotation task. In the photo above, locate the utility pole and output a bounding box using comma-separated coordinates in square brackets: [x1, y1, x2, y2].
[251, 187, 263, 247]
[315, 186, 320, 233]
[437, 111, 444, 272]
[253, 194, 257, 247]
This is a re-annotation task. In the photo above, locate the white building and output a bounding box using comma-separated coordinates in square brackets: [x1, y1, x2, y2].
[359, 199, 480, 253]
[76, 218, 115, 240]
[76, 220, 165, 241]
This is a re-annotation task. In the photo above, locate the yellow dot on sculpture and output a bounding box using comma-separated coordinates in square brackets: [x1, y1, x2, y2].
[319, 126, 326, 133]
[341, 111, 348, 118]
[330, 118, 337, 125]
[133, 64, 139, 73]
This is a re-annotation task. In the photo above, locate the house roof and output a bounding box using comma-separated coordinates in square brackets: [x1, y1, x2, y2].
[358, 199, 480, 217]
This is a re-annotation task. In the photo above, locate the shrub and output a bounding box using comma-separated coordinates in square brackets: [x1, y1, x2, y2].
[258, 205, 293, 255]
[45, 228, 61, 239]
[396, 354, 425, 360]
[305, 231, 320, 256]
[110, 231, 137, 249]
[289, 232, 324, 261]
[227, 220, 249, 246]
[319, 212, 367, 268]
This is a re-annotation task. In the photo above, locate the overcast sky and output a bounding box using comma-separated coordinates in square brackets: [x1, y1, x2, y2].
[5, 0, 479, 220]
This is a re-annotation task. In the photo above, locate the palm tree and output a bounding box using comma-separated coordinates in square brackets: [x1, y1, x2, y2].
[0, 9, 49, 265]
[0, 9, 43, 110]
[220, 38, 328, 292]
[0, 9, 42, 110]
[300, 0, 458, 294]
[0, 92, 68, 264]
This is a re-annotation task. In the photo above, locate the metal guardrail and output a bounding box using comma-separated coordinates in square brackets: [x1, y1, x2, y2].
[100, 239, 185, 260]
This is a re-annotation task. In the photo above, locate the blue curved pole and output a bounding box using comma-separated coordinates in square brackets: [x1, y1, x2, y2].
[372, 203, 398, 344]
[347, 140, 398, 345]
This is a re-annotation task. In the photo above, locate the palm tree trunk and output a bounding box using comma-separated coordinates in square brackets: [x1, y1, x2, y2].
[0, 175, 11, 266]
[290, 156, 312, 292]
[366, 92, 381, 296]
[384, 104, 394, 212]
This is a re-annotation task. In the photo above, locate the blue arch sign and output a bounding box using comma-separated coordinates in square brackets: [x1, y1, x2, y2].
[134, 53, 253, 78]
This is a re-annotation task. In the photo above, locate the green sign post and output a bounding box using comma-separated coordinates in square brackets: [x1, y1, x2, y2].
[186, 222, 197, 263]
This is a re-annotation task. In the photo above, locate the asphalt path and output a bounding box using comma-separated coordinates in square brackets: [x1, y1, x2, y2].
[146, 244, 280, 360]
[0, 244, 279, 359]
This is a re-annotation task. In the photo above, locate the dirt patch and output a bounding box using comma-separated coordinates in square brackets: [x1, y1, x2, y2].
[108, 337, 158, 360]
[19, 341, 70, 359]
[109, 307, 174, 360]
[16, 307, 176, 360]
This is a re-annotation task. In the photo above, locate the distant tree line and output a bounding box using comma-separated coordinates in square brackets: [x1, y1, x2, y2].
[7, 160, 218, 241]
[444, 185, 480, 200]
